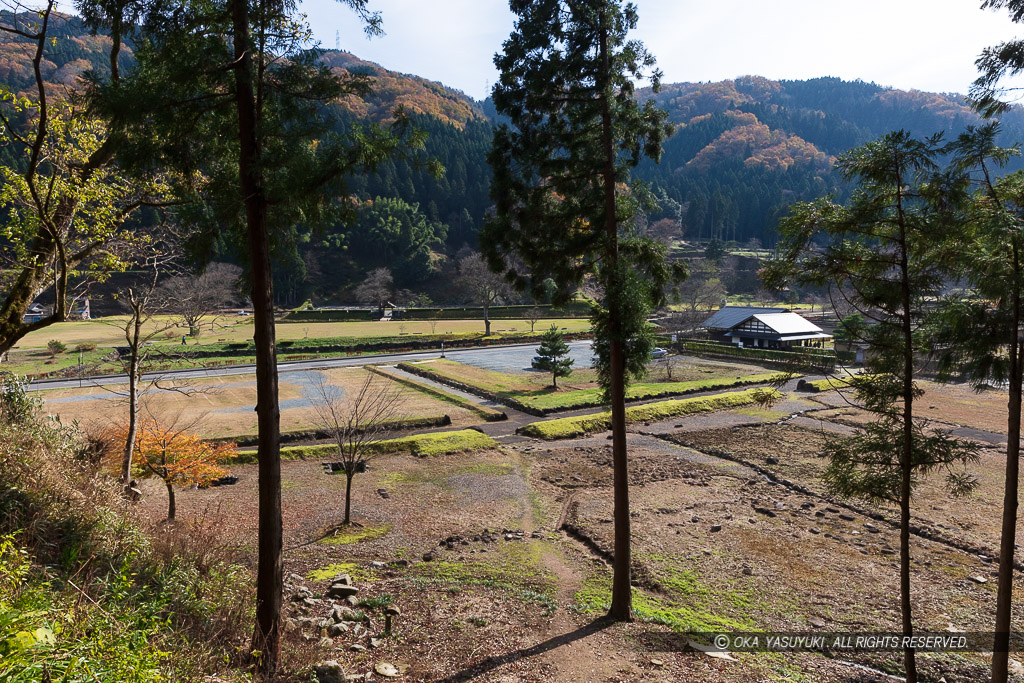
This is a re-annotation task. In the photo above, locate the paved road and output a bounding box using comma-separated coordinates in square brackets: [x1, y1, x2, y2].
[26, 341, 596, 392]
[445, 340, 595, 373]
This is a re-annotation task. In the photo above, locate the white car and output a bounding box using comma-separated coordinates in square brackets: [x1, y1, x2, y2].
[652, 347, 668, 359]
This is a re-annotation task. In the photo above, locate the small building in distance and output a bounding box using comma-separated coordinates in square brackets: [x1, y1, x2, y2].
[21, 298, 90, 323]
[701, 306, 831, 350]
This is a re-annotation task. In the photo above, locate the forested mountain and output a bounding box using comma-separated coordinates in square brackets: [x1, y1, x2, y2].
[633, 75, 1024, 246]
[4, 13, 1024, 299]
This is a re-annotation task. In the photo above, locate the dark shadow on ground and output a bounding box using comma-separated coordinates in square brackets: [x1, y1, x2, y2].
[432, 616, 613, 682]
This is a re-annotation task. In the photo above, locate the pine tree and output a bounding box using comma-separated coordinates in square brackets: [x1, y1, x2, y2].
[532, 325, 574, 389]
[764, 130, 979, 683]
[482, 0, 681, 620]
[928, 123, 1023, 682]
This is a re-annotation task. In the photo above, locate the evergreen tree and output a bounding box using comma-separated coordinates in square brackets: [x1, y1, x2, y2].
[532, 324, 574, 388]
[929, 123, 1023, 683]
[78, 0, 417, 674]
[483, 0, 681, 620]
[764, 130, 979, 683]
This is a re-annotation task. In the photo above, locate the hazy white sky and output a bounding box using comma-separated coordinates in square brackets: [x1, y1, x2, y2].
[299, 0, 1024, 101]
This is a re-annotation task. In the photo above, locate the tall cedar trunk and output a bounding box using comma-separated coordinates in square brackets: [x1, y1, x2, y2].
[344, 470, 353, 525]
[121, 306, 142, 487]
[897, 197, 917, 683]
[992, 244, 1023, 682]
[231, 1, 283, 677]
[552, 372, 557, 390]
[484, 302, 491, 336]
[165, 481, 175, 521]
[599, 10, 633, 622]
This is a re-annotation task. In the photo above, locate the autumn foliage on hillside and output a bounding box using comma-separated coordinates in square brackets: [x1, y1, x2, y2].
[321, 51, 485, 129]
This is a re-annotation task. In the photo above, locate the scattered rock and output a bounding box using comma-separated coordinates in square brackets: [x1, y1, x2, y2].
[350, 643, 366, 652]
[691, 515, 700, 523]
[422, 552, 435, 562]
[809, 528, 821, 535]
[314, 660, 346, 683]
[374, 662, 403, 678]
[370, 637, 383, 648]
[753, 507, 776, 518]
[765, 456, 779, 465]
[808, 617, 826, 628]
[377, 488, 390, 499]
[838, 513, 856, 522]
[864, 523, 879, 533]
[742, 566, 753, 576]
[327, 622, 350, 637]
[969, 575, 989, 584]
[774, 502, 786, 510]
[369, 561, 385, 569]
[326, 584, 359, 599]
[332, 606, 364, 623]
[710, 524, 722, 533]
[687, 640, 738, 661]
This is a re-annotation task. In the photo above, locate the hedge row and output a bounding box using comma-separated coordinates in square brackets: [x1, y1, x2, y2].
[234, 428, 498, 462]
[210, 414, 452, 448]
[366, 366, 507, 422]
[516, 388, 778, 440]
[177, 331, 592, 361]
[678, 340, 836, 372]
[393, 303, 591, 320]
[396, 361, 545, 417]
[282, 309, 379, 322]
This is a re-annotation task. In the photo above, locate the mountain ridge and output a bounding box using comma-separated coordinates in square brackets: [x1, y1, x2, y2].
[3, 12, 1024, 252]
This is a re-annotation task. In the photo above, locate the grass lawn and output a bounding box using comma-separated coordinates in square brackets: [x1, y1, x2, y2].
[401, 358, 777, 413]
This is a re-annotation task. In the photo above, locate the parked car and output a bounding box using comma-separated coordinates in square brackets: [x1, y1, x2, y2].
[651, 347, 668, 359]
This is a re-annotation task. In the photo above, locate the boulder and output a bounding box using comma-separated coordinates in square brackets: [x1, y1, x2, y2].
[327, 584, 359, 599]
[314, 660, 346, 683]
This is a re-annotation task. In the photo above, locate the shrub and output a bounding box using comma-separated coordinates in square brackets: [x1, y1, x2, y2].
[46, 339, 67, 356]
[0, 388, 253, 680]
[73, 342, 96, 352]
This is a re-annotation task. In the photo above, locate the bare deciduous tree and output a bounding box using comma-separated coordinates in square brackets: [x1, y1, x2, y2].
[456, 252, 512, 335]
[158, 262, 242, 337]
[306, 372, 405, 526]
[525, 306, 542, 333]
[354, 268, 393, 311]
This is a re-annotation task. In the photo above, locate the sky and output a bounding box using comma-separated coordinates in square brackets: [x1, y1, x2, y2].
[299, 0, 1024, 101]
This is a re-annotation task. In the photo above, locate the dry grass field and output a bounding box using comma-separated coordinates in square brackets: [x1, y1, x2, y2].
[119, 376, 1024, 681]
[39, 366, 481, 439]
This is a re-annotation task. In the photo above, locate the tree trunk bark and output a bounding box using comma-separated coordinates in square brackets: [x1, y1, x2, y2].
[344, 471, 353, 526]
[598, 9, 633, 623]
[898, 207, 917, 683]
[231, 1, 282, 677]
[484, 302, 491, 336]
[121, 307, 142, 487]
[992, 248, 1023, 683]
[165, 481, 175, 521]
